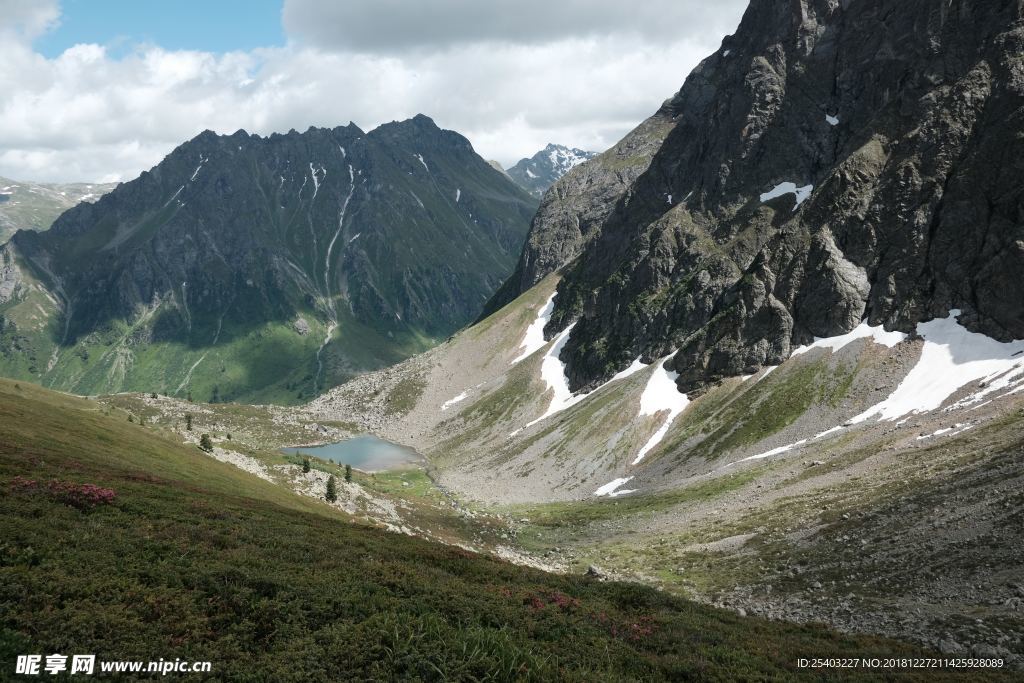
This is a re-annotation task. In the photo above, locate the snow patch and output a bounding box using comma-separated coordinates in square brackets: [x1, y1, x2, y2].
[611, 357, 649, 382]
[849, 310, 1024, 423]
[825, 114, 840, 126]
[523, 334, 648, 429]
[163, 185, 185, 207]
[525, 168, 537, 179]
[511, 294, 556, 364]
[815, 425, 845, 439]
[594, 477, 634, 497]
[916, 423, 973, 441]
[524, 324, 581, 426]
[189, 154, 208, 182]
[722, 419, 853, 469]
[790, 321, 906, 357]
[759, 182, 813, 210]
[455, 188, 461, 203]
[309, 162, 326, 200]
[414, 153, 428, 171]
[727, 439, 809, 467]
[946, 363, 1024, 411]
[632, 359, 690, 465]
[442, 392, 469, 411]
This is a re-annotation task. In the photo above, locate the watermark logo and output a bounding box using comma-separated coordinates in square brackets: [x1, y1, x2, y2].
[15, 654, 209, 676]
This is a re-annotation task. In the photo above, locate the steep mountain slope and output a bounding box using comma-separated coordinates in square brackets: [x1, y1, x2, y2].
[506, 144, 597, 197]
[0, 177, 116, 243]
[303, 0, 1024, 663]
[483, 109, 680, 317]
[519, 0, 1024, 394]
[0, 378, 968, 682]
[0, 116, 537, 403]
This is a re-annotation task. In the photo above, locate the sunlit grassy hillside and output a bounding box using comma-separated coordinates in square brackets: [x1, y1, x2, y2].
[0, 379, 1002, 681]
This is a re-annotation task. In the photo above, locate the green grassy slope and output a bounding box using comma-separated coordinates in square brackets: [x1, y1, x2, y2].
[0, 379, 1001, 681]
[0, 177, 117, 243]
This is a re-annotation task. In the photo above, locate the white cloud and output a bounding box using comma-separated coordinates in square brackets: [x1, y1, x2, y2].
[0, 0, 60, 40]
[0, 0, 747, 183]
[283, 0, 746, 51]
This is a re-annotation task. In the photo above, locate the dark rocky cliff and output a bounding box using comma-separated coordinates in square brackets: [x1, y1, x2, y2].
[508, 0, 1024, 392]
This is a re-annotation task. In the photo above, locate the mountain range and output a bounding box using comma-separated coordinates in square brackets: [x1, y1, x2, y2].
[0, 115, 536, 403]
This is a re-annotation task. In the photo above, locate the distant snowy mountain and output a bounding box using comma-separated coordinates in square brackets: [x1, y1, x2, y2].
[0, 177, 117, 243]
[506, 144, 597, 197]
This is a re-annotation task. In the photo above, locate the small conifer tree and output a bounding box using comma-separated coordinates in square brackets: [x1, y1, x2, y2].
[199, 433, 213, 452]
[302, 457, 311, 473]
[185, 414, 193, 431]
[325, 475, 337, 502]
[344, 464, 352, 483]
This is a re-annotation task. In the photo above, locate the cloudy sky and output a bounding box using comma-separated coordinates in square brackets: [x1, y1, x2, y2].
[0, 0, 747, 183]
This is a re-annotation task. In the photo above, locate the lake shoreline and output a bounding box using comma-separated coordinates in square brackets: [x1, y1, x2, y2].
[281, 435, 425, 473]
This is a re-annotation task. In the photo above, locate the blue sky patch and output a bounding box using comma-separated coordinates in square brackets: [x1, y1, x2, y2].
[34, 0, 285, 58]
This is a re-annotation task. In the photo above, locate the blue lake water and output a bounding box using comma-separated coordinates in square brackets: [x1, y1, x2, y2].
[282, 435, 423, 472]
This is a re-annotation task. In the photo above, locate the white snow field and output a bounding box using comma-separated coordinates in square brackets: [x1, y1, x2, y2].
[632, 360, 690, 465]
[723, 310, 1024, 468]
[759, 182, 814, 210]
[594, 477, 635, 497]
[511, 293, 557, 365]
[850, 310, 1024, 423]
[790, 321, 906, 358]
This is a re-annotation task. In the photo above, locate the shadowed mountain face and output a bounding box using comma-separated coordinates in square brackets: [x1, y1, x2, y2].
[0, 115, 537, 403]
[495, 0, 1024, 393]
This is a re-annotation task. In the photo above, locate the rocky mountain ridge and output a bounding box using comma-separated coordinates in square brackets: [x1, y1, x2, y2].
[0, 115, 537, 403]
[505, 0, 1024, 394]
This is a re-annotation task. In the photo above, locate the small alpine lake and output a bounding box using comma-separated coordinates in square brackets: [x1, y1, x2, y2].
[281, 435, 424, 472]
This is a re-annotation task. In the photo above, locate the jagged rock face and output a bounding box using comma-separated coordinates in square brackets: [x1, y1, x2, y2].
[1, 115, 537, 401]
[506, 144, 597, 198]
[524, 0, 1024, 392]
[482, 110, 680, 317]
